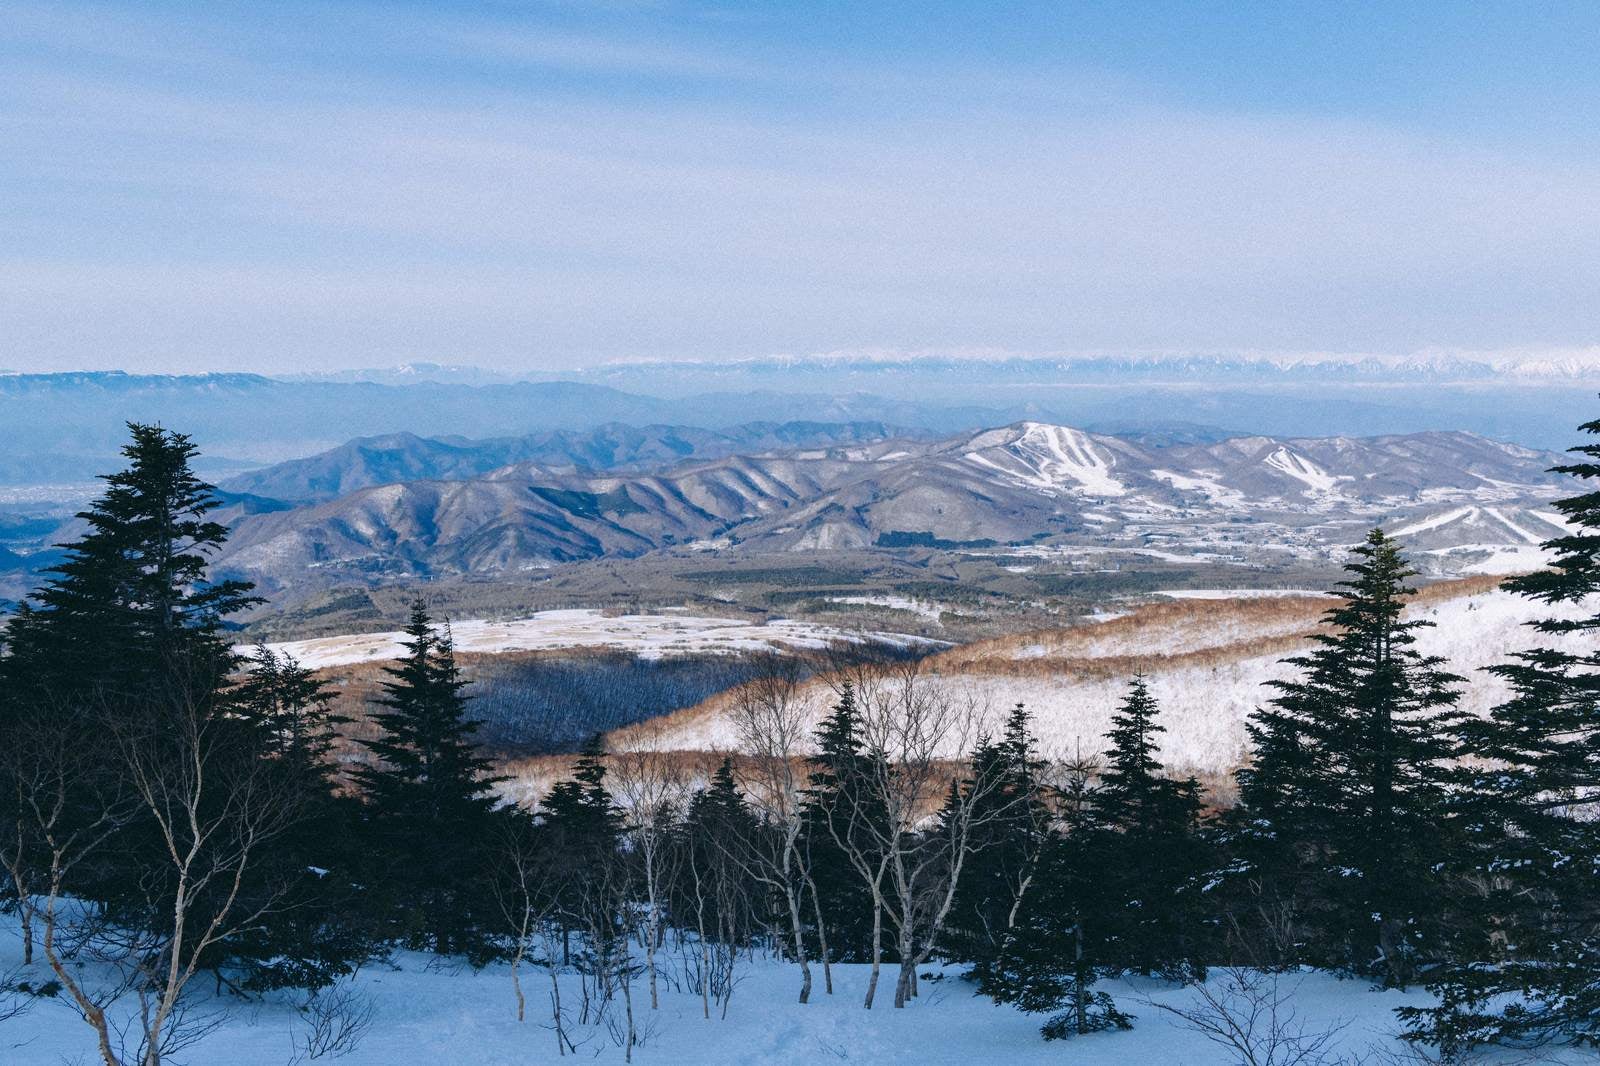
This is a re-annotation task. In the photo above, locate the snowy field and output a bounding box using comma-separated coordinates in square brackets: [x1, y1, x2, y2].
[629, 583, 1593, 777]
[6, 918, 1580, 1065]
[246, 609, 942, 671]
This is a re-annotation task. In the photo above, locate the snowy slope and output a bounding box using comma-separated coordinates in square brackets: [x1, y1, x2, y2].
[246, 610, 941, 671]
[622, 580, 1591, 777]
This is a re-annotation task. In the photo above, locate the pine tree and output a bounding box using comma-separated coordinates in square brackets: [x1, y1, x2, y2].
[800, 683, 882, 962]
[1239, 528, 1462, 985]
[353, 601, 504, 956]
[983, 746, 1130, 1039]
[944, 703, 1051, 972]
[1404, 417, 1600, 1051]
[1, 422, 257, 716]
[227, 643, 373, 991]
[537, 735, 624, 965]
[1092, 676, 1209, 978]
[0, 425, 367, 1008]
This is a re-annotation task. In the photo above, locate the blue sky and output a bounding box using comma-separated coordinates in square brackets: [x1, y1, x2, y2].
[5, 1, 1600, 373]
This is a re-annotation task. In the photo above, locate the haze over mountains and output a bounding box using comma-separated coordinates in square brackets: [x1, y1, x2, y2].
[208, 420, 1570, 592]
[2, 355, 1598, 489]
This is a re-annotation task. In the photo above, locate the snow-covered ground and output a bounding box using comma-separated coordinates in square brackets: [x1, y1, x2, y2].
[245, 610, 942, 671]
[628, 583, 1594, 777]
[1154, 588, 1333, 600]
[827, 594, 947, 623]
[6, 918, 1576, 1065]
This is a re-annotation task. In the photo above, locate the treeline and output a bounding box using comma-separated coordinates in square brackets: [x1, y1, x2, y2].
[2, 421, 1600, 1064]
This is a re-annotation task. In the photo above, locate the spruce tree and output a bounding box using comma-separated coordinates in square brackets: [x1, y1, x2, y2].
[0, 425, 366, 1004]
[1092, 676, 1209, 978]
[983, 746, 1130, 1039]
[228, 643, 373, 991]
[1404, 417, 1600, 1051]
[800, 683, 881, 962]
[944, 703, 1051, 972]
[353, 601, 504, 956]
[1239, 528, 1462, 985]
[537, 736, 624, 965]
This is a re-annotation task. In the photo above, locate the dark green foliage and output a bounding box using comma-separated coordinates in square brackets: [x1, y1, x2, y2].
[0, 425, 372, 996]
[353, 600, 507, 957]
[1404, 419, 1600, 1051]
[984, 680, 1207, 1040]
[943, 704, 1051, 972]
[1235, 529, 1462, 985]
[536, 736, 625, 963]
[801, 683, 887, 962]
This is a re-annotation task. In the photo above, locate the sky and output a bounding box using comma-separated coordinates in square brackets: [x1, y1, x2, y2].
[5, 1, 1600, 374]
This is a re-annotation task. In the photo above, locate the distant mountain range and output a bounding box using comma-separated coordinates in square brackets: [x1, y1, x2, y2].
[4, 360, 1599, 490]
[219, 422, 917, 504]
[210, 421, 1571, 591]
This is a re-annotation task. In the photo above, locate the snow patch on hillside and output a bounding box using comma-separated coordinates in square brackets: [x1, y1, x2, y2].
[964, 423, 1127, 497]
[1264, 447, 1345, 494]
[829, 594, 946, 623]
[638, 585, 1591, 777]
[247, 611, 941, 671]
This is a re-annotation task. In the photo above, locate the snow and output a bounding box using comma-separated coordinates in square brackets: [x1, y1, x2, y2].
[1428, 544, 1554, 575]
[5, 917, 1576, 1065]
[964, 423, 1127, 497]
[245, 610, 942, 671]
[1149, 468, 1247, 507]
[828, 594, 947, 623]
[638, 584, 1592, 776]
[1392, 505, 1477, 537]
[1264, 447, 1344, 494]
[1154, 589, 1334, 600]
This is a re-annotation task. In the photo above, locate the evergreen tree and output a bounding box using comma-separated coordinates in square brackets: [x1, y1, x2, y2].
[801, 683, 884, 963]
[227, 644, 373, 991]
[1239, 528, 1462, 985]
[983, 747, 1130, 1039]
[1, 422, 257, 719]
[1405, 417, 1600, 1051]
[1092, 676, 1209, 978]
[353, 601, 504, 956]
[537, 736, 624, 965]
[678, 759, 760, 952]
[0, 425, 367, 1004]
[944, 703, 1051, 972]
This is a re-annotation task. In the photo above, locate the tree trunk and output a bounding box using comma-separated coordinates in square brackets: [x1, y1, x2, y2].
[786, 886, 813, 1004]
[807, 875, 834, 995]
[864, 897, 883, 1009]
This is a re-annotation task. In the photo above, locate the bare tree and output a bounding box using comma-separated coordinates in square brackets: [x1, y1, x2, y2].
[723, 656, 819, 1004]
[826, 661, 1004, 1009]
[104, 674, 303, 1066]
[0, 694, 140, 1066]
[1147, 968, 1352, 1066]
[607, 727, 688, 1012]
[286, 982, 375, 1064]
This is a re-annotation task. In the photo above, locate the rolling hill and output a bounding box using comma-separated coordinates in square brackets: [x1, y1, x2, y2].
[213, 422, 1571, 589]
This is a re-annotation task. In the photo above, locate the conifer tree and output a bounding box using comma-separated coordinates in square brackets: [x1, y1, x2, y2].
[983, 746, 1130, 1039]
[1092, 676, 1209, 977]
[1405, 417, 1600, 1050]
[537, 736, 624, 964]
[801, 682, 880, 962]
[228, 643, 373, 991]
[1239, 529, 1462, 985]
[944, 703, 1051, 971]
[353, 601, 504, 956]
